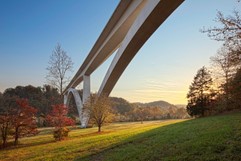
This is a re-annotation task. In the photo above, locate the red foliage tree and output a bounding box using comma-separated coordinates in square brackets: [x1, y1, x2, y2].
[46, 104, 75, 141]
[12, 99, 38, 145]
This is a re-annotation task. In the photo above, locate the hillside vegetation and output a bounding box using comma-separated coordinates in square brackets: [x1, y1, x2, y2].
[1, 113, 241, 161]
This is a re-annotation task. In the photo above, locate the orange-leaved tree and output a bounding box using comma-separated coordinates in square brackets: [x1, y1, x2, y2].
[85, 94, 113, 132]
[12, 99, 38, 145]
[46, 104, 75, 141]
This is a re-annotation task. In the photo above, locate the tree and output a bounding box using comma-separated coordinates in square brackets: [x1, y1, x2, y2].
[12, 99, 38, 145]
[41, 85, 61, 115]
[210, 46, 240, 109]
[0, 113, 12, 148]
[46, 104, 75, 141]
[229, 68, 241, 108]
[85, 94, 113, 132]
[201, 10, 241, 46]
[0, 95, 17, 148]
[135, 107, 148, 124]
[46, 43, 73, 97]
[186, 67, 214, 117]
[211, 47, 239, 83]
[0, 98, 38, 147]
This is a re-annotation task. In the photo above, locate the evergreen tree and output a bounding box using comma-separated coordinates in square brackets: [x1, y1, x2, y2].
[186, 67, 214, 117]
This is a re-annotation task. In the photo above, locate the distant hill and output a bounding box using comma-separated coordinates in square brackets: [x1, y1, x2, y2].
[132, 100, 177, 109]
[175, 104, 186, 108]
[110, 97, 181, 114]
[110, 97, 132, 114]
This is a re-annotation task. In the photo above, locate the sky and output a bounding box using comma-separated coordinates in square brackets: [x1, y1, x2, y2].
[0, 0, 240, 105]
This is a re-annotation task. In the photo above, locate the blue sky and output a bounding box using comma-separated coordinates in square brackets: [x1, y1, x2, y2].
[0, 0, 240, 104]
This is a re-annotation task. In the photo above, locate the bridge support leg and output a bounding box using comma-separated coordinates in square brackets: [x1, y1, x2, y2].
[80, 75, 91, 128]
[64, 94, 67, 105]
[83, 75, 90, 103]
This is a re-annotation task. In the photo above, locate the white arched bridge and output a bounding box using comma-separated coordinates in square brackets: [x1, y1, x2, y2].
[63, 0, 184, 127]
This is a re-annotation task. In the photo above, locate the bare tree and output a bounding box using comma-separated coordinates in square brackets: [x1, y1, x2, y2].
[201, 10, 241, 46]
[211, 46, 239, 84]
[210, 46, 240, 109]
[46, 43, 73, 97]
[85, 94, 113, 132]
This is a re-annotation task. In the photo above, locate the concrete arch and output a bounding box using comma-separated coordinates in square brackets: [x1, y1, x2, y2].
[64, 0, 184, 127]
[98, 0, 184, 96]
[64, 88, 89, 128]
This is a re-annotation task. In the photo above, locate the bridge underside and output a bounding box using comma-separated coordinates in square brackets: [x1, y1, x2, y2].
[64, 0, 184, 127]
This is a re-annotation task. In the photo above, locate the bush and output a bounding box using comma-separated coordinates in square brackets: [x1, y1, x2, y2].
[53, 127, 69, 141]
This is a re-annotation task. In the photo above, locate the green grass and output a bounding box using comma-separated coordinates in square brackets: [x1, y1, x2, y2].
[1, 113, 241, 161]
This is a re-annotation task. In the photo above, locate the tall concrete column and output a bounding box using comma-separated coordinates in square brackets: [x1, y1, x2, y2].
[81, 75, 91, 128]
[64, 94, 67, 105]
[83, 75, 90, 104]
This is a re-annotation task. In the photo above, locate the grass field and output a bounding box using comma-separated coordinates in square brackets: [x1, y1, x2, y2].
[1, 113, 241, 161]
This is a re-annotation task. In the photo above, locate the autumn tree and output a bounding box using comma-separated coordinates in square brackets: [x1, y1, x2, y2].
[136, 107, 148, 124]
[0, 95, 17, 148]
[0, 98, 38, 147]
[11, 99, 38, 145]
[85, 94, 113, 132]
[46, 104, 75, 141]
[187, 67, 215, 117]
[46, 43, 73, 97]
[0, 113, 12, 148]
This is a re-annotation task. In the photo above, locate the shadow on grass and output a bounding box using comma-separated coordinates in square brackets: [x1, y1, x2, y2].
[78, 114, 241, 161]
[0, 126, 81, 151]
[1, 139, 56, 152]
[0, 127, 112, 152]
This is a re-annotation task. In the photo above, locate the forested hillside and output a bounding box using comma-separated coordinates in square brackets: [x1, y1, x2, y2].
[0, 85, 189, 127]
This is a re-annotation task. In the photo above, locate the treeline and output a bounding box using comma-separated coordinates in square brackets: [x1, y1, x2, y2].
[0, 85, 62, 127]
[0, 85, 76, 148]
[110, 98, 189, 122]
[0, 85, 61, 114]
[0, 85, 189, 127]
[114, 105, 189, 123]
[187, 9, 241, 117]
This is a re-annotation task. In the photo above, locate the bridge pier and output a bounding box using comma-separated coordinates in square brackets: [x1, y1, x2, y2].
[64, 75, 91, 128]
[81, 75, 91, 127]
[83, 75, 90, 103]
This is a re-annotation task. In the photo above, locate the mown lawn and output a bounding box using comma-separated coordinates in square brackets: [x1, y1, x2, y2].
[1, 113, 241, 161]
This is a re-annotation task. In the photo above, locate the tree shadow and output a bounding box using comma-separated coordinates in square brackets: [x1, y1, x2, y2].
[77, 119, 193, 161]
[1, 139, 56, 151]
[77, 115, 241, 161]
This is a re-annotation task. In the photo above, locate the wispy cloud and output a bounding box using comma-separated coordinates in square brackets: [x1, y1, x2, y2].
[111, 78, 188, 104]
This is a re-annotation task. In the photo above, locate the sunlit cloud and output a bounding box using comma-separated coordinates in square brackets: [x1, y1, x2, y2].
[111, 78, 188, 104]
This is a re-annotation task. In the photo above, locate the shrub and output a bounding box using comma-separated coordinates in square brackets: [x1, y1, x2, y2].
[53, 127, 70, 141]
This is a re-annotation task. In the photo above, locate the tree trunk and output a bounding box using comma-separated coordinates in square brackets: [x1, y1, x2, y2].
[2, 129, 7, 148]
[2, 138, 6, 148]
[60, 78, 63, 98]
[98, 125, 101, 132]
[1, 124, 8, 148]
[225, 73, 230, 110]
[14, 127, 19, 146]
